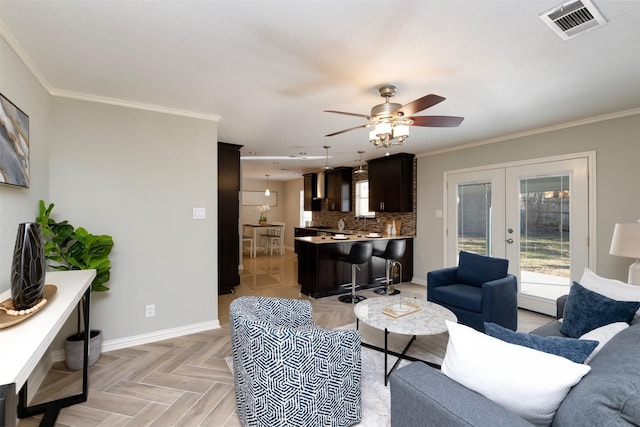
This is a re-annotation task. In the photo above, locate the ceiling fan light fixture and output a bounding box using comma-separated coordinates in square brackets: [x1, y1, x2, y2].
[325, 84, 462, 149]
[370, 120, 408, 148]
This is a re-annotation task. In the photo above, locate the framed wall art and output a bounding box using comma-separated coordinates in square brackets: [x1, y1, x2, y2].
[241, 190, 278, 207]
[0, 93, 30, 188]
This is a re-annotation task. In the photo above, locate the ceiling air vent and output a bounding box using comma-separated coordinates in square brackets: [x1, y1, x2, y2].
[540, 0, 607, 40]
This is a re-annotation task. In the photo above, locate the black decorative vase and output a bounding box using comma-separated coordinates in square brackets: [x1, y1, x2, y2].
[11, 222, 46, 310]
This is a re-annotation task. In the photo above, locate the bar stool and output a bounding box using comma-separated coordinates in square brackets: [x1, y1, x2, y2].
[373, 239, 406, 295]
[338, 241, 373, 304]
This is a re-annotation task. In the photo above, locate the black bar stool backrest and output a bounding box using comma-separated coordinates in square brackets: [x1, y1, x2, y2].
[382, 239, 406, 260]
[343, 241, 373, 265]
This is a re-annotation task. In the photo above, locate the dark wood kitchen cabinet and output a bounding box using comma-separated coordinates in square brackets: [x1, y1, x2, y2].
[368, 153, 414, 212]
[326, 167, 353, 212]
[303, 173, 321, 211]
[218, 141, 241, 294]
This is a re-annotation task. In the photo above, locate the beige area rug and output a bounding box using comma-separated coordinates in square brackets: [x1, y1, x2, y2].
[226, 324, 448, 426]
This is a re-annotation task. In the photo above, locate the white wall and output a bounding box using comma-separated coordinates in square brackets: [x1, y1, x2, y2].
[283, 178, 304, 249]
[0, 34, 51, 293]
[49, 98, 219, 342]
[240, 176, 304, 251]
[240, 178, 286, 225]
[2, 27, 220, 353]
[414, 113, 640, 284]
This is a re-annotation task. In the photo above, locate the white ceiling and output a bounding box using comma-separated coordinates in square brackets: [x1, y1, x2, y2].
[1, 0, 639, 181]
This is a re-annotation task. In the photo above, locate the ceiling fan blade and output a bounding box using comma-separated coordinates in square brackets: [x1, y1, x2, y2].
[325, 123, 369, 137]
[396, 94, 446, 116]
[324, 110, 370, 119]
[411, 116, 465, 127]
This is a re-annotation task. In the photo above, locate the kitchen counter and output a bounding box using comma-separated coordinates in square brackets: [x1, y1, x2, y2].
[296, 226, 354, 235]
[296, 234, 413, 244]
[296, 235, 414, 298]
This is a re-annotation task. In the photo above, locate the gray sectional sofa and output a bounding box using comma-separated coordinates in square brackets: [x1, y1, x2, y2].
[390, 296, 640, 426]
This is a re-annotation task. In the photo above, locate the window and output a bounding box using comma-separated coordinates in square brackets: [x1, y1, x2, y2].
[355, 181, 375, 218]
[300, 190, 312, 226]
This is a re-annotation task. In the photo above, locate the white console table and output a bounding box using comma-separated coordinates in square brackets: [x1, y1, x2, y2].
[0, 269, 96, 426]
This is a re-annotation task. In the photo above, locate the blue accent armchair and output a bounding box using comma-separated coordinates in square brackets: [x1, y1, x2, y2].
[230, 296, 362, 427]
[427, 251, 518, 332]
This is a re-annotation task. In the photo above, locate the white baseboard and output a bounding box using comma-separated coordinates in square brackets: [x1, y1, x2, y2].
[50, 320, 221, 362]
[412, 277, 427, 287]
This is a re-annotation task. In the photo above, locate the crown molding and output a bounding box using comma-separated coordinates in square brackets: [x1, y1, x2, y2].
[1, 22, 220, 122]
[51, 88, 221, 122]
[0, 20, 53, 93]
[420, 107, 640, 157]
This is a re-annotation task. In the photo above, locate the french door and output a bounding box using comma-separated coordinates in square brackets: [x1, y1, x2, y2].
[446, 156, 591, 315]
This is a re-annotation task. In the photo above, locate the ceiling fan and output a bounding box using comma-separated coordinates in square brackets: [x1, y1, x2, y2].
[325, 85, 464, 148]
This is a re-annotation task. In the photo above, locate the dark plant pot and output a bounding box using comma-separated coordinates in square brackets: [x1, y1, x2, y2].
[11, 222, 46, 310]
[64, 330, 103, 370]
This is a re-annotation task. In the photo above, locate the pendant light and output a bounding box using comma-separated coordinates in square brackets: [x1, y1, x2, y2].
[264, 174, 271, 196]
[322, 145, 333, 171]
[353, 150, 367, 176]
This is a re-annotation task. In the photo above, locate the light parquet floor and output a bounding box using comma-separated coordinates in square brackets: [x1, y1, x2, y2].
[20, 249, 552, 426]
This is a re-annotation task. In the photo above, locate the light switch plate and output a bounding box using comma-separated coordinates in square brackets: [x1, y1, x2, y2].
[193, 208, 206, 219]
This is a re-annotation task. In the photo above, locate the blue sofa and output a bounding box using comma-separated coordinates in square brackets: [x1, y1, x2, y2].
[427, 251, 518, 332]
[390, 296, 640, 426]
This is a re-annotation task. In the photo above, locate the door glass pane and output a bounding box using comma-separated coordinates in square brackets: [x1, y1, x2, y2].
[457, 182, 492, 256]
[519, 175, 571, 300]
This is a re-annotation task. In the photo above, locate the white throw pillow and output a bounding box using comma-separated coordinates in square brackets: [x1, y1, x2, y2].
[579, 321, 629, 364]
[442, 321, 591, 426]
[580, 268, 640, 318]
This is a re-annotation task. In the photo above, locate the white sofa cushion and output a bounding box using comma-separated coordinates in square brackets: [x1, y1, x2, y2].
[442, 321, 591, 426]
[580, 268, 640, 318]
[580, 321, 629, 364]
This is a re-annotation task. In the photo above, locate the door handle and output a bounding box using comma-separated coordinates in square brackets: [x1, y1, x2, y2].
[506, 238, 514, 244]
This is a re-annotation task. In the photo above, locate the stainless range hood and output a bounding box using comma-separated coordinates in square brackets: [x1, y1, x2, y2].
[315, 171, 326, 199]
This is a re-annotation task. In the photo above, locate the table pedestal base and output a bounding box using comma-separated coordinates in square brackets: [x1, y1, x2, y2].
[357, 319, 441, 386]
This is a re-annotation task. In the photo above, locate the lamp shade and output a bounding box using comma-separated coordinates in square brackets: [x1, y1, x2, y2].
[609, 223, 640, 258]
[393, 124, 410, 139]
[375, 122, 392, 137]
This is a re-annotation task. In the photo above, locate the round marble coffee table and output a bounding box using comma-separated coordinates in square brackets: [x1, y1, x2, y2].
[354, 295, 457, 385]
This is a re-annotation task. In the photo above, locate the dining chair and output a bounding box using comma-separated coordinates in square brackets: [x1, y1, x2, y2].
[261, 222, 285, 255]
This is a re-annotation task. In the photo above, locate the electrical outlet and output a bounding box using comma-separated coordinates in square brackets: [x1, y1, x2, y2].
[145, 304, 155, 318]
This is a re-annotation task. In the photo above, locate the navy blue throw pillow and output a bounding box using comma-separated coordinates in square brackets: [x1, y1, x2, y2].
[560, 282, 640, 338]
[485, 322, 598, 364]
[456, 251, 509, 287]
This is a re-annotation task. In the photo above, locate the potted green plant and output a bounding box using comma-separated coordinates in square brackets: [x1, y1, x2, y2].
[36, 200, 114, 370]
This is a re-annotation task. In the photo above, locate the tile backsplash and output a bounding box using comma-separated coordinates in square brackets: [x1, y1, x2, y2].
[310, 159, 417, 236]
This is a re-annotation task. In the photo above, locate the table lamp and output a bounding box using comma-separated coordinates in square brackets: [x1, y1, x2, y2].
[609, 221, 640, 285]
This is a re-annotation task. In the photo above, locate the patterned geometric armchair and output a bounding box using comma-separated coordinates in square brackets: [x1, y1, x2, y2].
[230, 296, 362, 427]
[427, 251, 518, 332]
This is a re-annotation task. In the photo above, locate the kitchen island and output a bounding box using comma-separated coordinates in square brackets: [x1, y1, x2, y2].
[295, 234, 414, 298]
